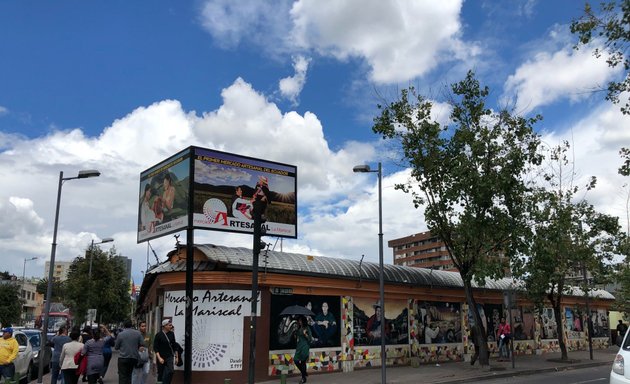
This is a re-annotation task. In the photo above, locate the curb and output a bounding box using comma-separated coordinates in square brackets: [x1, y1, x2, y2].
[432, 360, 611, 384]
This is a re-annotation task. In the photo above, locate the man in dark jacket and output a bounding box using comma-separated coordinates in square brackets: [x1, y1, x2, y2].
[154, 319, 175, 384]
[114, 319, 145, 384]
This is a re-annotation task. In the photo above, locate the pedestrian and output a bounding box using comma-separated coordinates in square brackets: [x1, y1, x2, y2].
[80, 326, 93, 383]
[132, 321, 152, 384]
[51, 326, 71, 384]
[617, 319, 628, 346]
[496, 317, 511, 361]
[114, 319, 145, 384]
[153, 319, 175, 384]
[81, 327, 105, 384]
[469, 325, 480, 366]
[294, 315, 312, 384]
[100, 325, 115, 382]
[59, 329, 84, 384]
[0, 327, 18, 381]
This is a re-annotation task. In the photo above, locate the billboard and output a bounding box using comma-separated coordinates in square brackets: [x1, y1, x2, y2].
[138, 148, 191, 243]
[137, 146, 297, 243]
[192, 147, 297, 237]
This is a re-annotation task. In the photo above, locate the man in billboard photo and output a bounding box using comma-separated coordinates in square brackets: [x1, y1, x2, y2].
[251, 176, 271, 219]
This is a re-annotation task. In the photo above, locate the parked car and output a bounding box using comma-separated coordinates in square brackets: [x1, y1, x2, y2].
[21, 328, 52, 376]
[611, 326, 630, 383]
[8, 329, 34, 384]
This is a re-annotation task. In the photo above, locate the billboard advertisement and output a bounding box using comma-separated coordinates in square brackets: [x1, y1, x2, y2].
[138, 148, 191, 243]
[192, 147, 297, 238]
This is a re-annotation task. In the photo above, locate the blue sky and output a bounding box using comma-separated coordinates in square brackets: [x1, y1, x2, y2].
[1, 0, 628, 285]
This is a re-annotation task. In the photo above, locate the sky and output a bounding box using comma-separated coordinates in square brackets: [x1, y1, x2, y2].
[1, 0, 629, 287]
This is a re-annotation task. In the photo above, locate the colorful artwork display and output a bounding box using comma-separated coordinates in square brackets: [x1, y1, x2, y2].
[269, 294, 341, 350]
[590, 308, 609, 337]
[509, 307, 535, 340]
[414, 301, 462, 344]
[353, 298, 408, 346]
[541, 307, 558, 339]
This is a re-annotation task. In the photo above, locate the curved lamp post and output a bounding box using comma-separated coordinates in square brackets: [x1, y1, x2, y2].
[87, 237, 114, 325]
[353, 162, 385, 384]
[38, 170, 100, 384]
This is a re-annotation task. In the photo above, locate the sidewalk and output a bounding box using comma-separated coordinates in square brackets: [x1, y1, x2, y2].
[258, 347, 618, 384]
[36, 347, 618, 384]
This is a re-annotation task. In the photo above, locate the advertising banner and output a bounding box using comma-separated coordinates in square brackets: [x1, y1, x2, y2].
[192, 147, 297, 238]
[163, 289, 261, 371]
[138, 149, 191, 243]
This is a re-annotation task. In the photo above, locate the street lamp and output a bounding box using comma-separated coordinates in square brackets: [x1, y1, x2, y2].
[87, 237, 114, 325]
[353, 162, 385, 384]
[21, 257, 37, 325]
[38, 169, 100, 384]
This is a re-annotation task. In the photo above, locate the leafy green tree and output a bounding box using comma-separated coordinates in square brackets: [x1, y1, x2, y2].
[65, 245, 131, 325]
[517, 143, 620, 360]
[372, 71, 542, 366]
[36, 278, 66, 302]
[0, 282, 24, 326]
[571, 0, 630, 114]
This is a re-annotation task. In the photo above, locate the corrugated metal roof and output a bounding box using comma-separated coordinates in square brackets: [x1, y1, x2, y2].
[144, 243, 614, 300]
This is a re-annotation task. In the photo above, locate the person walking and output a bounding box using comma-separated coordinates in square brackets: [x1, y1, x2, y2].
[50, 326, 71, 384]
[294, 316, 312, 384]
[100, 326, 115, 382]
[132, 321, 152, 384]
[81, 327, 105, 384]
[59, 329, 84, 384]
[0, 327, 18, 381]
[153, 320, 175, 384]
[497, 317, 511, 361]
[114, 320, 145, 384]
[617, 319, 628, 346]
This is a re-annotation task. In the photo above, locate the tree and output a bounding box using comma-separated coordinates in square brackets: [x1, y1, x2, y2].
[36, 278, 66, 302]
[372, 71, 542, 366]
[65, 245, 131, 325]
[517, 143, 620, 360]
[571, 0, 630, 114]
[0, 282, 24, 326]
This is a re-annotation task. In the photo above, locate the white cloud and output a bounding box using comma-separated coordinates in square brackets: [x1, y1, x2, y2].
[198, 0, 294, 54]
[279, 55, 311, 105]
[503, 39, 620, 115]
[539, 100, 630, 221]
[290, 0, 475, 83]
[0, 106, 8, 116]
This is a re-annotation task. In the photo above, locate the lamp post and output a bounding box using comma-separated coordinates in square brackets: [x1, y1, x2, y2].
[87, 237, 114, 325]
[21, 257, 37, 325]
[353, 162, 385, 384]
[38, 169, 100, 384]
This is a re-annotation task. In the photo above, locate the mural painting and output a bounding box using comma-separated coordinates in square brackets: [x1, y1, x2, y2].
[269, 294, 341, 350]
[508, 307, 535, 340]
[353, 298, 408, 346]
[541, 307, 558, 339]
[414, 301, 462, 344]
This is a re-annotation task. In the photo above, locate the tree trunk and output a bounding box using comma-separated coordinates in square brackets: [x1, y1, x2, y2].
[553, 303, 569, 360]
[463, 277, 489, 366]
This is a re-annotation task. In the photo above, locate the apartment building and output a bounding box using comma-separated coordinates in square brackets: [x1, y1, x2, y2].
[388, 231, 456, 271]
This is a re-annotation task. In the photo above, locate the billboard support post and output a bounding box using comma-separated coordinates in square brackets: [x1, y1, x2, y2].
[248, 203, 263, 384]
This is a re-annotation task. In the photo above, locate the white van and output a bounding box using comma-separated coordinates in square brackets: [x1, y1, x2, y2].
[612, 327, 630, 384]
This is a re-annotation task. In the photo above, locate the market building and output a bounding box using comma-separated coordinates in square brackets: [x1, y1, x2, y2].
[136, 244, 615, 383]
